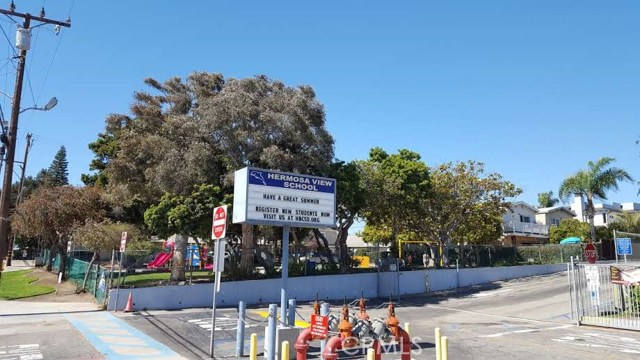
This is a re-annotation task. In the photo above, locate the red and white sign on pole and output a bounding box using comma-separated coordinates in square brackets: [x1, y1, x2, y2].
[310, 314, 329, 339]
[212, 206, 227, 240]
[584, 243, 598, 264]
[119, 231, 128, 253]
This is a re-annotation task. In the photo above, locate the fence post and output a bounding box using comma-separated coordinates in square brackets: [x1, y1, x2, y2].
[538, 245, 542, 264]
[93, 263, 99, 295]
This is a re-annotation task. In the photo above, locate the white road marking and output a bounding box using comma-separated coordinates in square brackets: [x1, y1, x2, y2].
[469, 289, 513, 298]
[551, 332, 640, 355]
[479, 324, 573, 338]
[0, 344, 43, 360]
[187, 317, 261, 331]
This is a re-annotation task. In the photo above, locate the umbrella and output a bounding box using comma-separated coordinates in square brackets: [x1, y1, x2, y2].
[560, 237, 581, 245]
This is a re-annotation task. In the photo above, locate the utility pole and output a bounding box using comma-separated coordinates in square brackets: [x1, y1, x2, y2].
[0, 5, 70, 270]
[6, 133, 31, 266]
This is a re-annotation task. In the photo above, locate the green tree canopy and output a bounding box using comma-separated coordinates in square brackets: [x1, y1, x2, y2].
[11, 186, 106, 275]
[85, 72, 335, 276]
[537, 191, 559, 208]
[420, 161, 521, 265]
[559, 157, 634, 242]
[609, 212, 640, 234]
[549, 218, 590, 243]
[359, 148, 431, 247]
[46, 146, 69, 186]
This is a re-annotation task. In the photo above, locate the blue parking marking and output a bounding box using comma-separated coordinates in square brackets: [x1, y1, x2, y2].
[66, 312, 184, 360]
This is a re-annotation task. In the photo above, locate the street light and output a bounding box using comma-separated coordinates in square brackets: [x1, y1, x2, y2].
[19, 96, 58, 114]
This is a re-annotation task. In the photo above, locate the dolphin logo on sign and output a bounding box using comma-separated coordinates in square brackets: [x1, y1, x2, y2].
[250, 171, 267, 185]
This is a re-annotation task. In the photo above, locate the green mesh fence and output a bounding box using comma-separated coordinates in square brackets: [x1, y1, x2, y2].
[64, 257, 108, 304]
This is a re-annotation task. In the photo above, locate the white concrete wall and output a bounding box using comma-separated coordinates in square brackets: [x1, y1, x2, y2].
[107, 264, 566, 311]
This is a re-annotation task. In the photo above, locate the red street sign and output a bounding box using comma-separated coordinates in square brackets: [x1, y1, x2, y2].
[119, 231, 128, 253]
[584, 243, 598, 264]
[310, 314, 328, 339]
[212, 206, 227, 239]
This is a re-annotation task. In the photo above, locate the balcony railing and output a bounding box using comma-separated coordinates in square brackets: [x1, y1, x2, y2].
[503, 222, 549, 236]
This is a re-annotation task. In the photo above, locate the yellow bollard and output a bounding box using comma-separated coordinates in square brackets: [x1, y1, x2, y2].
[281, 340, 290, 360]
[441, 336, 449, 360]
[404, 322, 411, 337]
[367, 347, 375, 360]
[435, 327, 441, 360]
[250, 333, 258, 360]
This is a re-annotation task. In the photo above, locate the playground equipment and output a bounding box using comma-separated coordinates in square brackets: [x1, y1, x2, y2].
[146, 241, 174, 269]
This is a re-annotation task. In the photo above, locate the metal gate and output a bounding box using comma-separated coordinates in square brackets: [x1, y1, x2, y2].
[569, 260, 640, 331]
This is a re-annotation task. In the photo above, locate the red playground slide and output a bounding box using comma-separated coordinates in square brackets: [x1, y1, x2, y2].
[147, 252, 172, 268]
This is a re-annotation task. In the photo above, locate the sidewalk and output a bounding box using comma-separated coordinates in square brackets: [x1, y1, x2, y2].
[3, 259, 36, 272]
[1, 262, 101, 315]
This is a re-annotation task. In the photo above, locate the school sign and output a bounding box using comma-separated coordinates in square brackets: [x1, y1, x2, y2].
[232, 167, 337, 228]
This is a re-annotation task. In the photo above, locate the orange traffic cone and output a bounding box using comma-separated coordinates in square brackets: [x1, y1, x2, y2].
[124, 291, 134, 312]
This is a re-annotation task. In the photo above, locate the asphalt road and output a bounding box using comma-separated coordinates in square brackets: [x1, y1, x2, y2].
[118, 271, 640, 359]
[0, 312, 104, 360]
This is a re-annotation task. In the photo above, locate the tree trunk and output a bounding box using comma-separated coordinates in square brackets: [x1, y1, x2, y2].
[335, 227, 350, 273]
[171, 234, 186, 282]
[78, 252, 98, 293]
[240, 224, 254, 276]
[58, 240, 68, 280]
[45, 243, 55, 271]
[587, 197, 597, 242]
[312, 229, 338, 267]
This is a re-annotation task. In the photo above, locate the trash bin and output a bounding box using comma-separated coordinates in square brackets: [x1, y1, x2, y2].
[306, 261, 316, 275]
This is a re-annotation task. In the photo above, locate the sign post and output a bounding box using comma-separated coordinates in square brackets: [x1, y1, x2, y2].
[114, 231, 128, 311]
[584, 243, 598, 264]
[233, 167, 337, 331]
[209, 205, 227, 358]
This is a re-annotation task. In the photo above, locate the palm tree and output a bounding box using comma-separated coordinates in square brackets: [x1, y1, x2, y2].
[537, 191, 559, 208]
[559, 157, 634, 242]
[612, 212, 640, 234]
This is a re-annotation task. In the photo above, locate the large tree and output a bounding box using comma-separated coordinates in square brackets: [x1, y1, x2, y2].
[359, 148, 431, 248]
[199, 75, 334, 274]
[537, 191, 559, 208]
[559, 157, 634, 242]
[47, 146, 69, 186]
[313, 160, 367, 271]
[85, 72, 334, 276]
[420, 161, 521, 266]
[11, 186, 105, 276]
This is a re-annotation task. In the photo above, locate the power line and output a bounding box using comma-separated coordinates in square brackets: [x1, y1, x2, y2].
[0, 22, 17, 58]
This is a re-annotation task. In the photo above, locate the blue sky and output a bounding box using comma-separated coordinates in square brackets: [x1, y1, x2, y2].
[0, 1, 638, 233]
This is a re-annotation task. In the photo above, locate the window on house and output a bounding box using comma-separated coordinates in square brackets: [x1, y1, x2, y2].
[552, 218, 561, 226]
[602, 213, 607, 224]
[520, 215, 531, 223]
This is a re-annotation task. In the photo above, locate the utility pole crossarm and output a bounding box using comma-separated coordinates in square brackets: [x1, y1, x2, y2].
[0, 9, 71, 28]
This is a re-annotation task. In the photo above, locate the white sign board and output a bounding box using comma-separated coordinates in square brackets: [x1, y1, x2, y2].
[119, 232, 128, 253]
[232, 167, 336, 228]
[584, 265, 601, 307]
